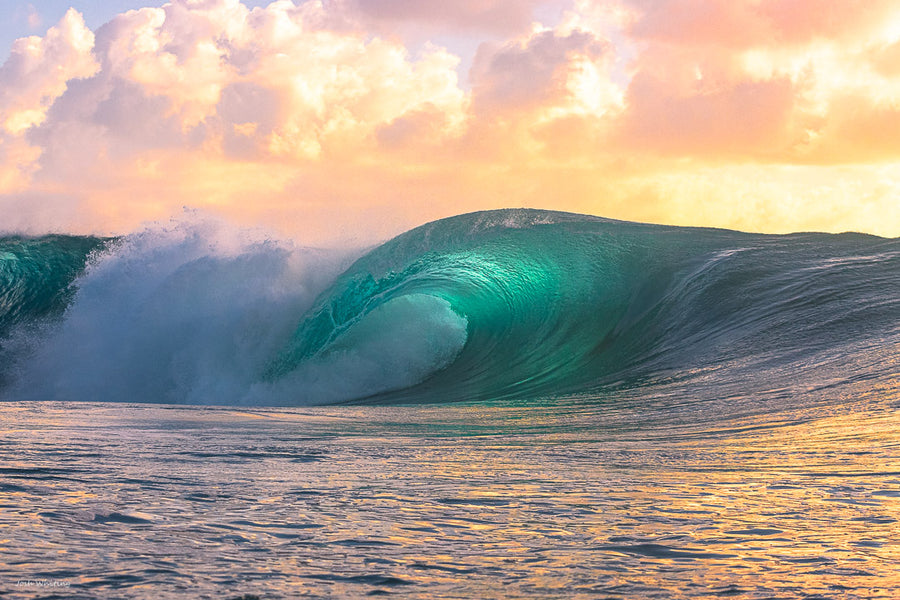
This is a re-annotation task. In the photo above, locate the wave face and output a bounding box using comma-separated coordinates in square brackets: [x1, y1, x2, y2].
[0, 235, 108, 386]
[0, 235, 106, 335]
[2, 210, 898, 406]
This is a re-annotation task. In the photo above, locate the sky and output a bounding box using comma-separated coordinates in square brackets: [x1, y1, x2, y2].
[1, 0, 900, 245]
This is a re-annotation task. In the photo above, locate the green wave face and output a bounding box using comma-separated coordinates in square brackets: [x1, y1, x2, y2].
[0, 235, 107, 338]
[265, 209, 899, 404]
[0, 235, 107, 387]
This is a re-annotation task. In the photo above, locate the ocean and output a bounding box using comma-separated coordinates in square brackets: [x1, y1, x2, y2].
[1, 209, 898, 598]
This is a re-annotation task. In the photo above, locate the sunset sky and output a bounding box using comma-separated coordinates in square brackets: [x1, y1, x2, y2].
[2, 0, 899, 244]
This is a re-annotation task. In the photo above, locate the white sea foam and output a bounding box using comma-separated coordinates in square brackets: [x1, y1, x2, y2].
[11, 216, 466, 405]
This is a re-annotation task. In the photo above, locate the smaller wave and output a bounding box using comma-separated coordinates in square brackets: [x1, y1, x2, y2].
[1, 234, 107, 386]
[0, 235, 106, 337]
[6, 218, 356, 404]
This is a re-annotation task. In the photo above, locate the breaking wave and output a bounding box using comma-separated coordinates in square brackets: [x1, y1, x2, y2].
[2, 209, 897, 406]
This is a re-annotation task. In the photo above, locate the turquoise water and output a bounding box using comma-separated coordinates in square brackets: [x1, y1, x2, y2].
[1, 209, 898, 598]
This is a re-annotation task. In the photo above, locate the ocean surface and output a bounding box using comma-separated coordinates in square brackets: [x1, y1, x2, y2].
[1, 209, 898, 598]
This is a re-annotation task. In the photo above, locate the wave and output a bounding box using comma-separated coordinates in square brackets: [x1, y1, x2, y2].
[0, 234, 108, 387]
[1, 209, 898, 406]
[0, 235, 107, 336]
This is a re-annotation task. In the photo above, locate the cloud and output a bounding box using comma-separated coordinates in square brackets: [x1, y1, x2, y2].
[0, 135, 40, 194]
[628, 0, 766, 47]
[0, 8, 98, 135]
[626, 0, 900, 48]
[610, 0, 900, 165]
[1, 0, 900, 241]
[471, 28, 611, 114]
[26, 4, 42, 30]
[620, 70, 796, 157]
[0, 0, 468, 238]
[342, 0, 545, 35]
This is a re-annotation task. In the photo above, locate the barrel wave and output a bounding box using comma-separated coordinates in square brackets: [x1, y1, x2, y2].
[1, 209, 898, 406]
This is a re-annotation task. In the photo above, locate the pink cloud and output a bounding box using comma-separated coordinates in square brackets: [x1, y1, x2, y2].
[375, 103, 458, 153]
[26, 4, 42, 30]
[215, 82, 282, 160]
[620, 71, 796, 156]
[757, 0, 898, 44]
[0, 8, 98, 134]
[628, 0, 765, 47]
[471, 28, 609, 114]
[626, 0, 900, 47]
[870, 39, 900, 78]
[343, 0, 543, 35]
[800, 95, 900, 163]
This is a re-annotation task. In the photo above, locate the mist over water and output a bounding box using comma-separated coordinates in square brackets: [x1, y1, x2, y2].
[2, 218, 351, 403]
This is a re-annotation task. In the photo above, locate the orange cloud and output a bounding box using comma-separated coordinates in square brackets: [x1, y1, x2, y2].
[0, 0, 899, 242]
[620, 71, 796, 157]
[628, 0, 899, 47]
[344, 0, 544, 35]
[471, 29, 610, 115]
[0, 8, 98, 134]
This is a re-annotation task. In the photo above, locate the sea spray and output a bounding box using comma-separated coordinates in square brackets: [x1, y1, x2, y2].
[5, 218, 354, 404]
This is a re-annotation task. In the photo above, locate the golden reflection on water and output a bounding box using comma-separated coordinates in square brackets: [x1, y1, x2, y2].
[0, 392, 898, 599]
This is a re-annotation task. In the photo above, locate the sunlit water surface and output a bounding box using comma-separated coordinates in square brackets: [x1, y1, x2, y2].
[1, 383, 899, 599]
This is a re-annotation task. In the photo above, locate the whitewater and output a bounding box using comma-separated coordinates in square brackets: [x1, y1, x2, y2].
[1, 209, 898, 598]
